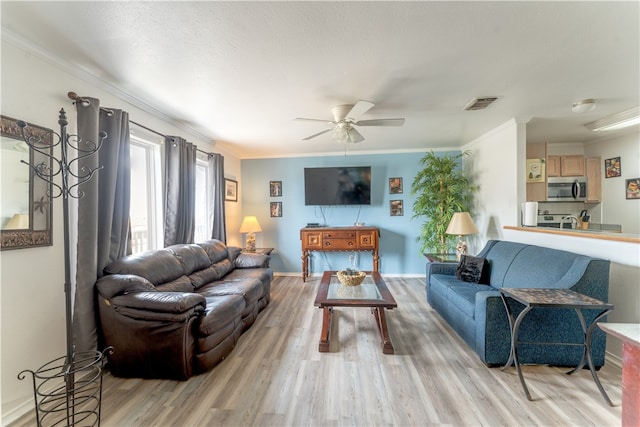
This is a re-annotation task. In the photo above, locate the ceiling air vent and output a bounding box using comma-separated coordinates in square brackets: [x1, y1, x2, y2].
[463, 97, 498, 111]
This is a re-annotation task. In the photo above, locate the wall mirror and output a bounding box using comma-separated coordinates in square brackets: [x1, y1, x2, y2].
[1, 115, 53, 250]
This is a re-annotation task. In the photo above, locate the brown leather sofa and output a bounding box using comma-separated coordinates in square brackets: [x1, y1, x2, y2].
[95, 239, 272, 380]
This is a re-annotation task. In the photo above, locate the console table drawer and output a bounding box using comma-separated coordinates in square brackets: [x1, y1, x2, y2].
[324, 231, 356, 239]
[323, 239, 356, 249]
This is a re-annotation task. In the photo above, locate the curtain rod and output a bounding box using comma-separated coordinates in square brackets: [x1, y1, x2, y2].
[68, 92, 214, 157]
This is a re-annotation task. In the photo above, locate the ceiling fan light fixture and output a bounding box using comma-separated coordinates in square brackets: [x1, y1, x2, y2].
[572, 99, 596, 114]
[585, 106, 640, 131]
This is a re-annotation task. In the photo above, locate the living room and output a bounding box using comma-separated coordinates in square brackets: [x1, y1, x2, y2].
[2, 2, 639, 425]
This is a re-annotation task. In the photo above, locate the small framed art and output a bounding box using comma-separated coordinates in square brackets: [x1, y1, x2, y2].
[626, 178, 639, 199]
[270, 201, 282, 217]
[605, 157, 621, 178]
[526, 158, 545, 183]
[390, 200, 403, 216]
[270, 181, 282, 197]
[389, 177, 403, 194]
[225, 179, 238, 202]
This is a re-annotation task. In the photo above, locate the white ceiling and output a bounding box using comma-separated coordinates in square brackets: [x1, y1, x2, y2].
[2, 1, 639, 158]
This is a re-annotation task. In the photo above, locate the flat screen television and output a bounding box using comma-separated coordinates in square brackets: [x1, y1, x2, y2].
[304, 166, 371, 206]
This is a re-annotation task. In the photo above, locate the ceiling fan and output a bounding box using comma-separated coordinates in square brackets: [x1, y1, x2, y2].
[296, 100, 405, 143]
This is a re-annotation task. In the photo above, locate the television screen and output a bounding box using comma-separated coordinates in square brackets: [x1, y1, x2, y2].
[304, 166, 371, 205]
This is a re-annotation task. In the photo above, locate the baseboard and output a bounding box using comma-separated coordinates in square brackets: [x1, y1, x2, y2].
[605, 351, 622, 370]
[2, 396, 33, 426]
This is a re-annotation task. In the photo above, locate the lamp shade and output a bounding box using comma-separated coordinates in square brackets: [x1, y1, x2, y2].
[446, 212, 478, 236]
[5, 213, 29, 229]
[239, 216, 262, 233]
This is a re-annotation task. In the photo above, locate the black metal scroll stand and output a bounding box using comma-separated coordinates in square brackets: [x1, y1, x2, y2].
[17, 108, 113, 426]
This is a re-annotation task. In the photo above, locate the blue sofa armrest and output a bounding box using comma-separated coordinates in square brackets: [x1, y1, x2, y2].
[474, 288, 512, 365]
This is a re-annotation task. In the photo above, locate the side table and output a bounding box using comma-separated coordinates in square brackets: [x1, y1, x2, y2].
[423, 253, 458, 263]
[499, 288, 614, 405]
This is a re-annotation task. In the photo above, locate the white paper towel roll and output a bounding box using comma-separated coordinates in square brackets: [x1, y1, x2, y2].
[522, 202, 538, 226]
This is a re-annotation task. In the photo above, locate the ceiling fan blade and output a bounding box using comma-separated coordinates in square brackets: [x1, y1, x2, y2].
[345, 100, 375, 121]
[302, 128, 333, 140]
[355, 118, 405, 127]
[348, 127, 365, 143]
[295, 117, 335, 124]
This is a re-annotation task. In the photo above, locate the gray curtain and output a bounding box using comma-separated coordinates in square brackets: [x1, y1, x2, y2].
[74, 98, 131, 353]
[208, 153, 226, 243]
[164, 136, 197, 246]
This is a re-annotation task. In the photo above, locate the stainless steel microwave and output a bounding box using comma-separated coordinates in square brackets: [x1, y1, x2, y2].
[547, 177, 587, 201]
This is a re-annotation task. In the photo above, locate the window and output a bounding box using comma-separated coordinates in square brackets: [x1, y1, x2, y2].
[129, 133, 162, 254]
[194, 155, 211, 242]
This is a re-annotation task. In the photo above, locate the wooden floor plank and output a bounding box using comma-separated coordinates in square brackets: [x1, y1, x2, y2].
[10, 275, 622, 426]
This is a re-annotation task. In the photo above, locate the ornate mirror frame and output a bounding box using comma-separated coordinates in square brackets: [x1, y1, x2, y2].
[1, 115, 53, 250]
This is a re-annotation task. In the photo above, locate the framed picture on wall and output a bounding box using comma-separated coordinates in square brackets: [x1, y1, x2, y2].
[270, 201, 282, 217]
[225, 179, 237, 202]
[626, 178, 639, 199]
[390, 200, 403, 216]
[389, 177, 403, 194]
[270, 181, 282, 197]
[605, 157, 621, 178]
[526, 158, 545, 183]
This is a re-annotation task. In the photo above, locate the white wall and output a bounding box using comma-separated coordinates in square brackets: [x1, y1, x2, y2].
[465, 118, 640, 363]
[584, 131, 640, 234]
[462, 118, 524, 254]
[0, 40, 241, 424]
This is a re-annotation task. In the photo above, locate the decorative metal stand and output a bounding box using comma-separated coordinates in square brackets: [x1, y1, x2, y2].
[17, 108, 112, 426]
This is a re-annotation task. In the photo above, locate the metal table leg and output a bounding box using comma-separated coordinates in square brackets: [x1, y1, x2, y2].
[500, 292, 534, 401]
[566, 308, 613, 406]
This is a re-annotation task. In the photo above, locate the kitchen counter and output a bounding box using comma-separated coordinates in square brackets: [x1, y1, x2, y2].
[504, 226, 640, 244]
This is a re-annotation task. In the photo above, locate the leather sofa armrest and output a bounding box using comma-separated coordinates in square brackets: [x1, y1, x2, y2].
[109, 291, 206, 314]
[96, 274, 156, 299]
[235, 252, 270, 268]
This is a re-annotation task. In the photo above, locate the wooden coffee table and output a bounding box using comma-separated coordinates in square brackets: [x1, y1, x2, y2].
[313, 271, 397, 354]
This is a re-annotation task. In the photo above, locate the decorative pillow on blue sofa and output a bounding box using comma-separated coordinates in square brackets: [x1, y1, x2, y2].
[455, 255, 489, 284]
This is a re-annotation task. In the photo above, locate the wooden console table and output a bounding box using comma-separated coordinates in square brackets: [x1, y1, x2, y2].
[300, 226, 380, 281]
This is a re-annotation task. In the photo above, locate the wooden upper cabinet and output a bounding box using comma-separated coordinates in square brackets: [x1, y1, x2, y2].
[547, 155, 585, 177]
[586, 157, 602, 202]
[560, 155, 585, 176]
[547, 156, 560, 177]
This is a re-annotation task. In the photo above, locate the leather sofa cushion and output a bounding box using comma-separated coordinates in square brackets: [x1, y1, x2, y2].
[197, 294, 245, 336]
[198, 239, 230, 263]
[155, 275, 194, 292]
[235, 253, 269, 268]
[198, 278, 263, 314]
[104, 249, 184, 286]
[166, 244, 211, 275]
[189, 259, 233, 289]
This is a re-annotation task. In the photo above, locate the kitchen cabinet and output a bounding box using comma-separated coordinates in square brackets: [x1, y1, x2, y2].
[547, 155, 585, 177]
[586, 157, 601, 202]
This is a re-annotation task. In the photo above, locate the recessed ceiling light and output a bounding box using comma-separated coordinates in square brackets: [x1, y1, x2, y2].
[585, 106, 640, 131]
[572, 99, 596, 114]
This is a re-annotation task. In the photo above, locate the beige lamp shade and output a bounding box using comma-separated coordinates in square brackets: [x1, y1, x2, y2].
[5, 213, 29, 229]
[239, 216, 262, 233]
[446, 212, 479, 236]
[239, 216, 262, 252]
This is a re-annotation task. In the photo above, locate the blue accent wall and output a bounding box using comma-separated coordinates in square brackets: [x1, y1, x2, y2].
[241, 151, 460, 275]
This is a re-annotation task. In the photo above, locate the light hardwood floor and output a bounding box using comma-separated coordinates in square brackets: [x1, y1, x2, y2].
[12, 276, 622, 426]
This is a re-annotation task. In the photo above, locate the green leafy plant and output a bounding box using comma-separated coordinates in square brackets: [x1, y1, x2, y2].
[411, 150, 475, 254]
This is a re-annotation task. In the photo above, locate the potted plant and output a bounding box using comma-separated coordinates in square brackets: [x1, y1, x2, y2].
[411, 150, 475, 255]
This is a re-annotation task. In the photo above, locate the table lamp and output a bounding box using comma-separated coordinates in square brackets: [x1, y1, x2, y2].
[239, 216, 262, 252]
[445, 212, 479, 260]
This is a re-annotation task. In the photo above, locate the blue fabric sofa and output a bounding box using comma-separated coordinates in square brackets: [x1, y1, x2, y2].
[426, 240, 610, 367]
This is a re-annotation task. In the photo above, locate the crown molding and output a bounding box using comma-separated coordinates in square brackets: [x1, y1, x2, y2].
[1, 28, 214, 144]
